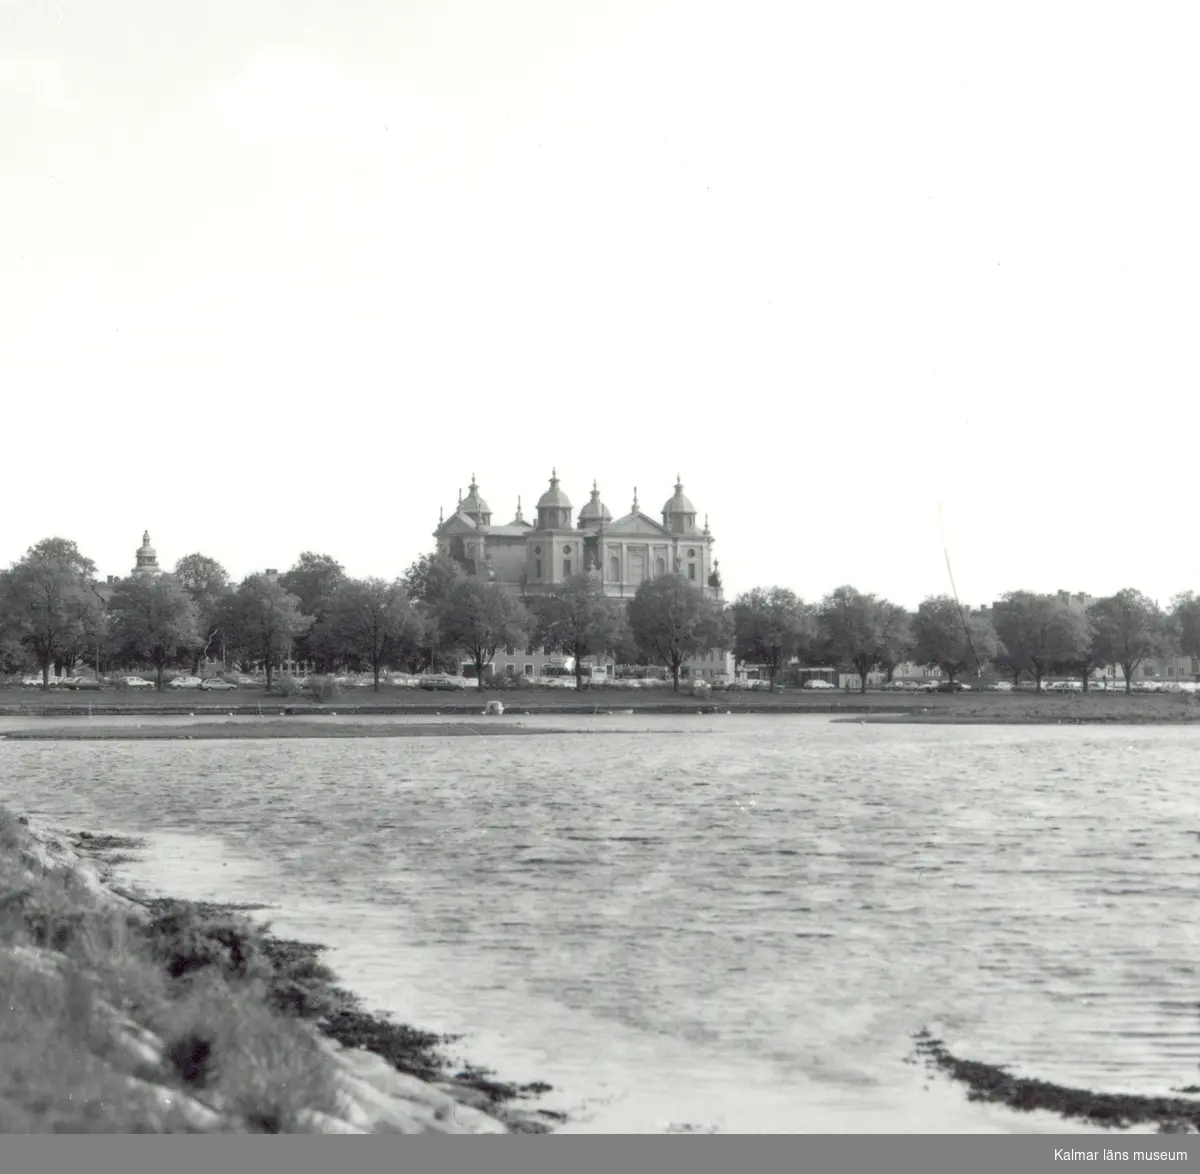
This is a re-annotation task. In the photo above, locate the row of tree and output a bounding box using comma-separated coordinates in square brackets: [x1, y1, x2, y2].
[2, 537, 1197, 694]
[729, 585, 1200, 694]
[0, 540, 722, 691]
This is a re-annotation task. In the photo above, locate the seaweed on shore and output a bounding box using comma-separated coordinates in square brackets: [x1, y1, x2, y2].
[126, 893, 553, 1110]
[913, 1029, 1200, 1132]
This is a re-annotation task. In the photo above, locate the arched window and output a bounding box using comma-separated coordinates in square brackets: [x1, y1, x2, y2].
[609, 556, 620, 581]
[654, 557, 666, 577]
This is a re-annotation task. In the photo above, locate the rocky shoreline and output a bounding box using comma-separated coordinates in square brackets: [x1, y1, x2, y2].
[0, 815, 562, 1133]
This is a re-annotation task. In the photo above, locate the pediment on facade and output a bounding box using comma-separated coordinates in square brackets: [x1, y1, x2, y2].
[435, 511, 478, 537]
[602, 511, 672, 538]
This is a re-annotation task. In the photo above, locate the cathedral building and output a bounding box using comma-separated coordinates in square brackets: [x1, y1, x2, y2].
[432, 472, 731, 680]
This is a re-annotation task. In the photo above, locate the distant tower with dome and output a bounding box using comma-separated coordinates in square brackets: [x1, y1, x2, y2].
[132, 531, 161, 579]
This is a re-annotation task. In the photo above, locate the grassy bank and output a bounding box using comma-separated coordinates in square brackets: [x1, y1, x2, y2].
[0, 721, 628, 741]
[3, 685, 1200, 724]
[0, 811, 559, 1133]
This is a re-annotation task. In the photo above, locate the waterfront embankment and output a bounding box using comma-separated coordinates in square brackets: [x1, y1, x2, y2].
[0, 809, 560, 1133]
[2, 686, 1199, 725]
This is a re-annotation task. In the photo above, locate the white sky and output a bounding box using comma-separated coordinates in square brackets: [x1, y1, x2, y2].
[2, 1, 1197, 610]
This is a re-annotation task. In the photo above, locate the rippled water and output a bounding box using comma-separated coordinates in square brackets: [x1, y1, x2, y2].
[2, 713, 1198, 1133]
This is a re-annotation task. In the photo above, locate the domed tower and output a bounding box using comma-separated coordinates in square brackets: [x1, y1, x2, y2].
[576, 481, 612, 530]
[536, 469, 573, 530]
[132, 530, 160, 578]
[459, 474, 492, 527]
[661, 475, 698, 534]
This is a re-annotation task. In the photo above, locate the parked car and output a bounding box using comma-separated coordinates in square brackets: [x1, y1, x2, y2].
[169, 676, 203, 689]
[803, 679, 836, 690]
[419, 675, 467, 691]
[199, 678, 238, 691]
[986, 682, 1014, 692]
[936, 681, 971, 693]
[123, 677, 154, 689]
[65, 677, 103, 690]
[20, 677, 43, 688]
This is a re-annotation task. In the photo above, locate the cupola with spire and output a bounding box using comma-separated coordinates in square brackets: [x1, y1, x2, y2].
[662, 475, 698, 534]
[577, 480, 612, 529]
[536, 468, 573, 530]
[459, 474, 491, 526]
[132, 530, 160, 578]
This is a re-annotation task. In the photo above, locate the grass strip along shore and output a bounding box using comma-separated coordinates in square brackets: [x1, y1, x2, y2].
[3, 687, 1200, 724]
[0, 810, 561, 1133]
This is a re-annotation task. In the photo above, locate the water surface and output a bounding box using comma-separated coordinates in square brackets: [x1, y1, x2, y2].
[2, 713, 1197, 1133]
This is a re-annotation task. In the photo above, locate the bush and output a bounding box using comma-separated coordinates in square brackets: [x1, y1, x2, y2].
[304, 676, 340, 704]
[271, 676, 298, 697]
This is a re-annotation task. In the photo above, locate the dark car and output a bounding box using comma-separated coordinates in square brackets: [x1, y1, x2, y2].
[936, 681, 971, 693]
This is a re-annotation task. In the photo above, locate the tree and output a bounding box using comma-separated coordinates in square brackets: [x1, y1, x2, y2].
[331, 578, 421, 691]
[535, 574, 626, 690]
[816, 585, 896, 694]
[1089, 589, 1170, 694]
[226, 575, 311, 689]
[628, 574, 726, 692]
[1170, 592, 1200, 681]
[108, 575, 202, 690]
[991, 592, 1090, 693]
[173, 553, 230, 672]
[730, 587, 813, 693]
[280, 553, 347, 673]
[877, 602, 913, 683]
[402, 553, 465, 607]
[437, 580, 531, 689]
[403, 554, 466, 674]
[910, 596, 1000, 685]
[1051, 606, 1104, 692]
[0, 538, 98, 688]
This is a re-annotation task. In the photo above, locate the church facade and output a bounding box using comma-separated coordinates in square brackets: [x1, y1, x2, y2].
[432, 472, 732, 680]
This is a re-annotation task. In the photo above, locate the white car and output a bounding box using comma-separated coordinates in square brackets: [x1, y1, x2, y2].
[169, 676, 203, 689]
[123, 676, 154, 689]
[803, 679, 836, 690]
[199, 678, 238, 691]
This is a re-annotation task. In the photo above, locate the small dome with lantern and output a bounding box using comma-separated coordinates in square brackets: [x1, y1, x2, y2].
[459, 474, 491, 526]
[661, 475, 698, 533]
[536, 469, 573, 529]
[577, 480, 612, 528]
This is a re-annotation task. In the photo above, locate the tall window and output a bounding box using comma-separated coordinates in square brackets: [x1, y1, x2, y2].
[505, 645, 514, 656]
[688, 564, 696, 581]
[609, 555, 620, 581]
[655, 557, 665, 576]
[564, 559, 571, 576]
[536, 559, 542, 579]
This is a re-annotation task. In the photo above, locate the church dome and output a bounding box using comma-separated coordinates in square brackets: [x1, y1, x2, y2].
[460, 474, 491, 523]
[662, 476, 696, 517]
[137, 530, 156, 559]
[577, 481, 612, 526]
[537, 469, 572, 511]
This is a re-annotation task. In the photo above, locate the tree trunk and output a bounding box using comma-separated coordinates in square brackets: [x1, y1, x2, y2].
[156, 661, 165, 690]
[373, 664, 381, 692]
[476, 656, 487, 691]
[768, 664, 777, 693]
[576, 667, 584, 691]
[672, 664, 680, 692]
[1123, 662, 1133, 693]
